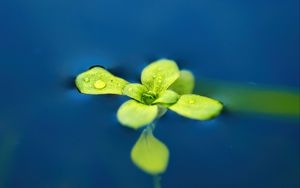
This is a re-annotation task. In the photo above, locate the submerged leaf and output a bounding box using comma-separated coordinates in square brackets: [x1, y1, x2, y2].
[122, 83, 148, 102]
[141, 59, 180, 94]
[131, 127, 169, 175]
[169, 70, 195, 95]
[75, 67, 128, 95]
[117, 100, 158, 129]
[169, 94, 223, 120]
[154, 90, 180, 104]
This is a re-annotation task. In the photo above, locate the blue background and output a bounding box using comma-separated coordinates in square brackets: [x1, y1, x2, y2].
[0, 0, 299, 188]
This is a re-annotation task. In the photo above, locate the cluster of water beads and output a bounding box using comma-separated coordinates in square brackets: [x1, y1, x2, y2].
[152, 73, 162, 84]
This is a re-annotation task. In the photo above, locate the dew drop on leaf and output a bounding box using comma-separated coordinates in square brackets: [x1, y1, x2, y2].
[189, 99, 195, 104]
[83, 77, 90, 82]
[93, 80, 106, 89]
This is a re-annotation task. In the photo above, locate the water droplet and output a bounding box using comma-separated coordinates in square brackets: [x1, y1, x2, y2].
[128, 87, 133, 91]
[83, 77, 90, 82]
[189, 100, 195, 104]
[94, 80, 106, 89]
[157, 79, 162, 83]
[152, 74, 157, 78]
[157, 76, 162, 80]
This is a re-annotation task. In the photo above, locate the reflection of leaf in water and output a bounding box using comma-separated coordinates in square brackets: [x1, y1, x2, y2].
[197, 79, 300, 117]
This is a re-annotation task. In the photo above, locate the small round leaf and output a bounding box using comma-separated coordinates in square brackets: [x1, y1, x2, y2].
[141, 59, 180, 94]
[153, 90, 180, 104]
[169, 70, 195, 95]
[122, 83, 148, 102]
[117, 100, 158, 129]
[131, 128, 169, 175]
[75, 67, 128, 95]
[169, 94, 223, 120]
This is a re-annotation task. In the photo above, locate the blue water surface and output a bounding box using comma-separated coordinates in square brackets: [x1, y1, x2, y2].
[0, 0, 299, 188]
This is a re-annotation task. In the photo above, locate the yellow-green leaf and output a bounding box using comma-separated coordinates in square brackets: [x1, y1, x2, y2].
[131, 128, 169, 175]
[75, 67, 128, 95]
[117, 100, 158, 129]
[141, 59, 180, 94]
[169, 94, 223, 120]
[154, 90, 180, 104]
[169, 70, 195, 95]
[122, 83, 148, 102]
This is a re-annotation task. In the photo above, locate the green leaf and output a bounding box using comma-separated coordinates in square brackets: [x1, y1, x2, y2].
[169, 94, 223, 120]
[122, 83, 148, 102]
[169, 70, 195, 95]
[141, 59, 180, 94]
[75, 67, 128, 95]
[117, 100, 158, 129]
[131, 127, 169, 175]
[154, 90, 180, 104]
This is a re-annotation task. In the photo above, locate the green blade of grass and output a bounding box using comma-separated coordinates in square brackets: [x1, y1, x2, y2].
[197, 79, 300, 117]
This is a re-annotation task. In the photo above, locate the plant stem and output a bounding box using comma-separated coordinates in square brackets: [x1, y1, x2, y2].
[147, 123, 162, 188]
[147, 122, 163, 188]
[153, 175, 161, 188]
[149, 123, 156, 131]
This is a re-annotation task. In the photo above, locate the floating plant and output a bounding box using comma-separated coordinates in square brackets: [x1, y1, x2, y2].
[75, 59, 223, 187]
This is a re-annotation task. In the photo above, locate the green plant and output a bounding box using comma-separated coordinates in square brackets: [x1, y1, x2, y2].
[75, 59, 223, 186]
